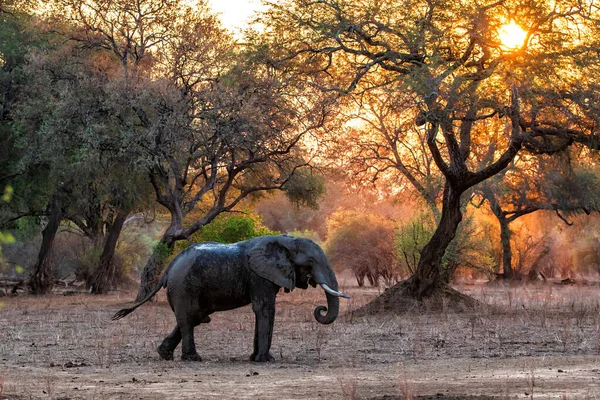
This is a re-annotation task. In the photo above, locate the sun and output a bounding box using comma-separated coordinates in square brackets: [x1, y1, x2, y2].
[498, 20, 528, 50]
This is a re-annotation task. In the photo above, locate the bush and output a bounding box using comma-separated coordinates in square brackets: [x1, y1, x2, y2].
[195, 212, 278, 243]
[0, 186, 16, 273]
[326, 210, 399, 287]
[173, 212, 279, 256]
[395, 211, 433, 277]
[287, 229, 322, 243]
[444, 213, 496, 281]
[75, 246, 102, 282]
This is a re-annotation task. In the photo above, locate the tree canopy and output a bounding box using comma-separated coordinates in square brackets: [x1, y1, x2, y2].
[1, 0, 600, 306]
[260, 0, 600, 302]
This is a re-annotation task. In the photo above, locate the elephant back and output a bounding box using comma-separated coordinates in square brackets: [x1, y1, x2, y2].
[168, 242, 244, 283]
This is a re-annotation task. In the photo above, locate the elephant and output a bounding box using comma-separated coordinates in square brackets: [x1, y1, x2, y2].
[112, 235, 350, 362]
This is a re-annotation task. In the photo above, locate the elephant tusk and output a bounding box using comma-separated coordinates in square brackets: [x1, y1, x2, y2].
[320, 283, 351, 299]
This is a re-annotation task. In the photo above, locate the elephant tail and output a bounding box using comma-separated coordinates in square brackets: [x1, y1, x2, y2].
[111, 276, 166, 321]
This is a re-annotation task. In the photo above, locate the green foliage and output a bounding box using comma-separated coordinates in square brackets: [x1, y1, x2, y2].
[287, 229, 322, 244]
[396, 211, 496, 281]
[76, 246, 102, 281]
[395, 212, 434, 276]
[570, 168, 600, 211]
[283, 171, 326, 209]
[194, 212, 278, 244]
[442, 214, 496, 281]
[153, 241, 174, 263]
[0, 186, 14, 271]
[0, 231, 14, 245]
[172, 212, 278, 258]
[0, 187, 13, 247]
[11, 216, 37, 241]
[1, 185, 12, 202]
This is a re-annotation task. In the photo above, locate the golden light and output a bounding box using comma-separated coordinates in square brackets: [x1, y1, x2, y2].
[498, 20, 528, 50]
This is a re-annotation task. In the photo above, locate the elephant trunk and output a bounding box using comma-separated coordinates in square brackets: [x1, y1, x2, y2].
[314, 291, 340, 325]
[314, 269, 349, 324]
[311, 260, 350, 325]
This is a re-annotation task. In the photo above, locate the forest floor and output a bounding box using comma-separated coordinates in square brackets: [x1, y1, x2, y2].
[2, 276, 600, 399]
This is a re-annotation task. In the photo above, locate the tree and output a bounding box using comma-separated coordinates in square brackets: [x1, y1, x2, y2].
[0, 5, 65, 294]
[0, 3, 40, 193]
[477, 152, 600, 280]
[262, 0, 600, 305]
[52, 0, 333, 300]
[132, 61, 331, 301]
[329, 88, 443, 220]
[28, 194, 63, 294]
[6, 14, 153, 293]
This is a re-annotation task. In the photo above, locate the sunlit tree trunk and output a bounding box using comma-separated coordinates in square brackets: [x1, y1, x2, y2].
[482, 187, 515, 280]
[88, 209, 128, 294]
[480, 184, 545, 281]
[405, 183, 464, 298]
[498, 219, 514, 279]
[29, 196, 63, 294]
[135, 218, 180, 302]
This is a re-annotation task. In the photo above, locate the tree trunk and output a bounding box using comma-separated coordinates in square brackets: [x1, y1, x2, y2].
[405, 183, 464, 299]
[87, 209, 128, 294]
[29, 196, 63, 295]
[350, 182, 481, 315]
[484, 188, 515, 280]
[499, 219, 514, 279]
[135, 232, 176, 302]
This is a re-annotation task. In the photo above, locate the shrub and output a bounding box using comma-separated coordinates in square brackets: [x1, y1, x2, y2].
[395, 212, 433, 277]
[173, 212, 279, 256]
[195, 212, 278, 244]
[326, 210, 399, 287]
[0, 186, 16, 272]
[287, 229, 322, 243]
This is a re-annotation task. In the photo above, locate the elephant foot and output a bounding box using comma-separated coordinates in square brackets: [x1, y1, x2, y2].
[181, 352, 203, 362]
[250, 352, 275, 362]
[157, 345, 174, 361]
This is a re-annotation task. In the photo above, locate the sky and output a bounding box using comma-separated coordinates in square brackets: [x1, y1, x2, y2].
[208, 0, 266, 35]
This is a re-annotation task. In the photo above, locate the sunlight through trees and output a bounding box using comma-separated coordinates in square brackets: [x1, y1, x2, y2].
[0, 0, 599, 308]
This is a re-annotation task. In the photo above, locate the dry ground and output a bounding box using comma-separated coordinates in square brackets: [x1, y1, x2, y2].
[2, 278, 600, 399]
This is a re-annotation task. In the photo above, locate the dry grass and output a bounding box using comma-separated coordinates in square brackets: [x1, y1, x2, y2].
[2, 280, 600, 399]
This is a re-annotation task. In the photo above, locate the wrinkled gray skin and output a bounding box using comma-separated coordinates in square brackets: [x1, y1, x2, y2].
[112, 235, 349, 362]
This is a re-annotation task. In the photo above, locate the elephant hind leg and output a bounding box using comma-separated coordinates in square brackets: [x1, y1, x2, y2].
[157, 326, 181, 360]
[178, 311, 211, 361]
[180, 323, 202, 361]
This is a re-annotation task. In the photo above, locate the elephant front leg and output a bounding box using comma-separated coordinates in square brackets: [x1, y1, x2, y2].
[250, 297, 276, 362]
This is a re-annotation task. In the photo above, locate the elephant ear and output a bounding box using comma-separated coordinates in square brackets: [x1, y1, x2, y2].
[248, 236, 297, 290]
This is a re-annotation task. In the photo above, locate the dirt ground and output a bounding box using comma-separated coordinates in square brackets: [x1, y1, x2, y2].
[2, 278, 600, 399]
